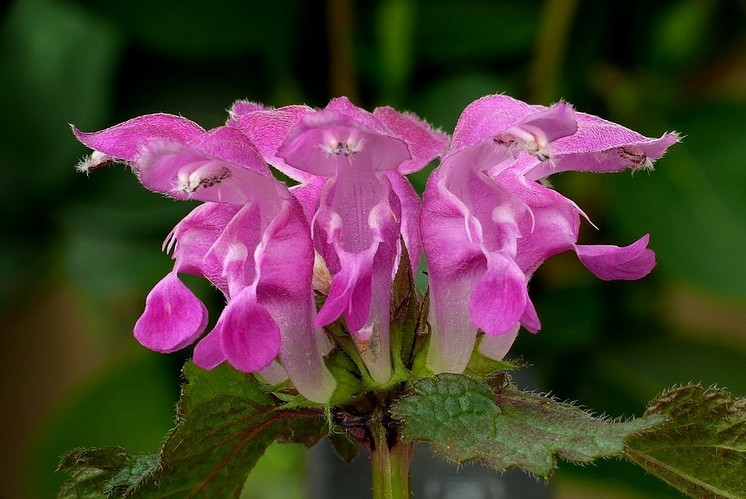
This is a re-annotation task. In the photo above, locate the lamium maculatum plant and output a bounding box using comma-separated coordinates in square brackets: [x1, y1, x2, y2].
[59, 94, 746, 499]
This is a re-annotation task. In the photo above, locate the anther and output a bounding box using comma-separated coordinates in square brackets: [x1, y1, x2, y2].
[175, 166, 232, 194]
[320, 134, 365, 156]
[494, 125, 551, 162]
[618, 147, 654, 172]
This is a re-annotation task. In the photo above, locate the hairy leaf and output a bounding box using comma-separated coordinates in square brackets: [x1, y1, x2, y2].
[58, 363, 305, 498]
[276, 415, 326, 448]
[464, 338, 520, 379]
[625, 384, 746, 498]
[391, 373, 661, 477]
[58, 448, 158, 498]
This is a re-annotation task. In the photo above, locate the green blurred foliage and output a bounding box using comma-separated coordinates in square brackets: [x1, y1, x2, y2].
[0, 0, 744, 497]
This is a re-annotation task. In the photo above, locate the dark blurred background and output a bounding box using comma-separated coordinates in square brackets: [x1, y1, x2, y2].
[0, 0, 744, 497]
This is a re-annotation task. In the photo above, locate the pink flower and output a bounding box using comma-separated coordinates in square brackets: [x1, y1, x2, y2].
[420, 95, 678, 374]
[73, 115, 335, 403]
[231, 97, 448, 384]
[72, 94, 675, 393]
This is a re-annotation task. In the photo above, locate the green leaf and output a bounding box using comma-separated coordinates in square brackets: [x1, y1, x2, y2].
[327, 432, 361, 464]
[464, 335, 520, 379]
[324, 343, 367, 406]
[58, 447, 158, 498]
[625, 384, 746, 498]
[391, 373, 661, 477]
[389, 240, 421, 378]
[409, 289, 435, 379]
[58, 362, 309, 497]
[178, 362, 275, 411]
[276, 415, 326, 448]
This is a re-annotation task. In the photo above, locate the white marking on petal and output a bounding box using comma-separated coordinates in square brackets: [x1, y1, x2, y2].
[226, 242, 248, 264]
[491, 205, 514, 224]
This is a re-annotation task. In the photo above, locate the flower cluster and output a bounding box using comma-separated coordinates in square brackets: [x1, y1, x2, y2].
[73, 94, 677, 403]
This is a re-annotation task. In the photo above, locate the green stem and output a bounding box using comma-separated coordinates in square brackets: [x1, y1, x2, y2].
[370, 417, 414, 499]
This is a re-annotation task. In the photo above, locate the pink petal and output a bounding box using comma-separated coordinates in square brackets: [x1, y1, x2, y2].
[426, 270, 482, 374]
[226, 100, 267, 122]
[257, 361, 289, 385]
[315, 251, 374, 331]
[386, 171, 421, 272]
[254, 199, 336, 401]
[255, 197, 315, 297]
[278, 110, 411, 177]
[193, 327, 226, 370]
[72, 114, 204, 162]
[420, 174, 483, 373]
[519, 296, 541, 333]
[205, 202, 263, 296]
[501, 173, 581, 274]
[373, 106, 450, 174]
[325, 96, 382, 131]
[478, 325, 520, 360]
[167, 203, 240, 291]
[575, 234, 655, 281]
[355, 270, 394, 384]
[452, 94, 576, 152]
[289, 178, 324, 225]
[327, 97, 448, 173]
[228, 103, 317, 182]
[219, 289, 281, 372]
[133, 271, 208, 353]
[186, 126, 271, 176]
[275, 307, 336, 403]
[470, 254, 528, 336]
[527, 114, 680, 179]
[138, 129, 287, 205]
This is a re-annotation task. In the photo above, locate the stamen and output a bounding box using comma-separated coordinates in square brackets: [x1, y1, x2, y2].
[618, 146, 654, 172]
[198, 167, 232, 188]
[494, 125, 552, 162]
[312, 252, 332, 294]
[174, 165, 232, 195]
[319, 133, 365, 156]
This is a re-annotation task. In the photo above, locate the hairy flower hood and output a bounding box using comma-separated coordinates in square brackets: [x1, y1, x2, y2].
[73, 114, 335, 403]
[421, 94, 679, 374]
